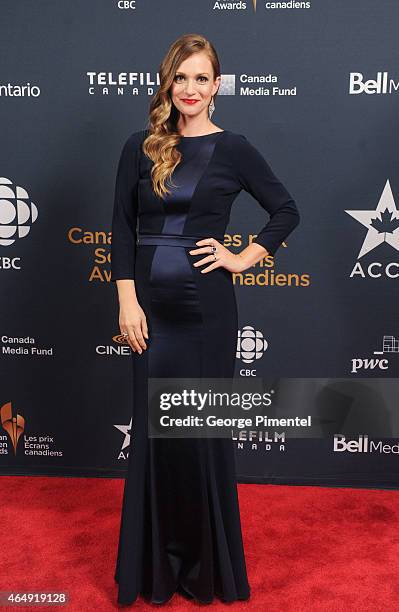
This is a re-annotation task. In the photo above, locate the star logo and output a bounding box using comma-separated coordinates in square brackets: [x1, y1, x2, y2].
[114, 418, 132, 451]
[345, 179, 399, 258]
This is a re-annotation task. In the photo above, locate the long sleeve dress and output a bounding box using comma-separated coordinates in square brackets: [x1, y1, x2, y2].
[111, 128, 300, 605]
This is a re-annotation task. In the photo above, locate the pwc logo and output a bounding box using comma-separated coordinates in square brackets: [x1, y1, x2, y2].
[351, 334, 397, 373]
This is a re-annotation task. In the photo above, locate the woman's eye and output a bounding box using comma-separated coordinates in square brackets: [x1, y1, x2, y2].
[174, 76, 208, 83]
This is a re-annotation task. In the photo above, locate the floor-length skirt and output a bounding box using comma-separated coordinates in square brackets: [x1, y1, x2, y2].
[114, 234, 251, 605]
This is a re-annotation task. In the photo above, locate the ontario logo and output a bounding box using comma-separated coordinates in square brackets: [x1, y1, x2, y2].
[345, 179, 399, 278]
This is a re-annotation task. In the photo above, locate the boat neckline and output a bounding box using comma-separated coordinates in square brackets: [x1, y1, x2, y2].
[179, 130, 226, 138]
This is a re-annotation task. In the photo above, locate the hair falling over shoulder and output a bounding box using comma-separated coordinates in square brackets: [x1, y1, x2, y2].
[142, 33, 221, 200]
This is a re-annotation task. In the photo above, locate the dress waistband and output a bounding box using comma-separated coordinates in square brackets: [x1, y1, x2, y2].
[137, 233, 223, 247]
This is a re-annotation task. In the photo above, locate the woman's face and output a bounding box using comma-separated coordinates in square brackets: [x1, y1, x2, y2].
[170, 51, 221, 120]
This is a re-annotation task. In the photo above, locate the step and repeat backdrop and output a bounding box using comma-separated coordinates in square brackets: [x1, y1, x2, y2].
[1, 1, 398, 487]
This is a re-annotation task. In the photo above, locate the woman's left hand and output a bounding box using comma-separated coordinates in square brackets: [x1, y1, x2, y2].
[189, 238, 245, 274]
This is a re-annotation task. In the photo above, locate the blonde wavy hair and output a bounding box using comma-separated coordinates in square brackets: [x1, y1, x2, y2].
[142, 33, 221, 199]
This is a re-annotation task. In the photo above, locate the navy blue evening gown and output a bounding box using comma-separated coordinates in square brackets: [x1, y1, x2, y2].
[111, 129, 300, 605]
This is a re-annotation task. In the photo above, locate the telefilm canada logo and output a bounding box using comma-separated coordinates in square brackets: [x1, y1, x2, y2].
[333, 434, 399, 455]
[0, 177, 38, 272]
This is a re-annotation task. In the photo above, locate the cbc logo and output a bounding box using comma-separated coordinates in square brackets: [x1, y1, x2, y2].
[236, 325, 268, 376]
[117, 1, 136, 8]
[0, 257, 21, 270]
[0, 177, 38, 246]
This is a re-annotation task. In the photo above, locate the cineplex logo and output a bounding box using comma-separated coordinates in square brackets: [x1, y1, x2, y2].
[334, 434, 399, 454]
[349, 71, 399, 95]
[96, 334, 131, 356]
[345, 179, 399, 278]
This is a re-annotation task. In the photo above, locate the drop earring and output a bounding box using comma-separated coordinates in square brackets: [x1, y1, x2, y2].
[208, 96, 215, 118]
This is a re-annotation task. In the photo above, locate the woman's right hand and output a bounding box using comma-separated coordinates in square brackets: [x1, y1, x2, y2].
[119, 301, 149, 354]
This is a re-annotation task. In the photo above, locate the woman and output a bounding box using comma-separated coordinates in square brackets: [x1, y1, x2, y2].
[111, 33, 300, 606]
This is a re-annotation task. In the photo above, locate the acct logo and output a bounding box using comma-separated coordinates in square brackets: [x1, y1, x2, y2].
[349, 71, 399, 95]
[236, 325, 268, 374]
[333, 434, 399, 455]
[345, 179, 399, 279]
[0, 177, 38, 249]
[351, 334, 398, 374]
[114, 417, 132, 460]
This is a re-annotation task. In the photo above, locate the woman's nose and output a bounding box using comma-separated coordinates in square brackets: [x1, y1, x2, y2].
[184, 80, 197, 94]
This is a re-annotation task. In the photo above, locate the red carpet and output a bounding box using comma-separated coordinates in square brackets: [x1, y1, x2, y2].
[1, 476, 398, 611]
